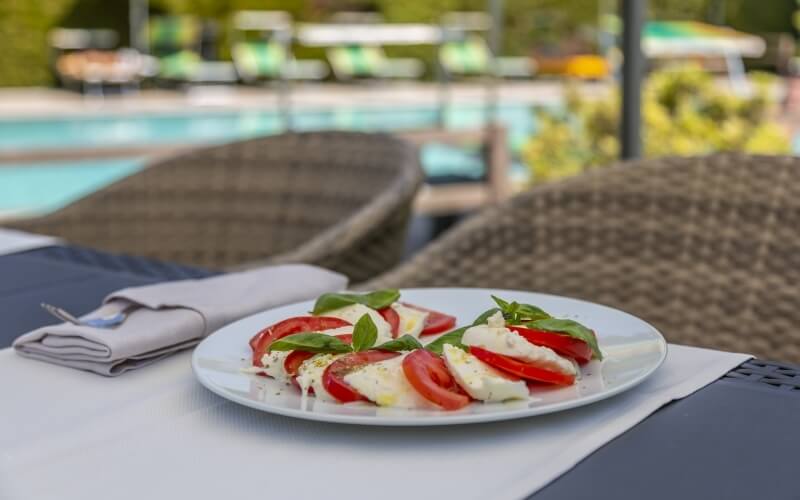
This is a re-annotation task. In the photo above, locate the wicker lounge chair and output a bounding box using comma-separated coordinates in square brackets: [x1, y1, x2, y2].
[6, 132, 423, 283]
[363, 153, 800, 363]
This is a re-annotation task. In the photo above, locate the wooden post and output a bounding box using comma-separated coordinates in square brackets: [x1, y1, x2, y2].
[486, 122, 511, 201]
[405, 126, 511, 215]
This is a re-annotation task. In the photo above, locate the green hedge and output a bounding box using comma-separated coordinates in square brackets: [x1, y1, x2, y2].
[0, 0, 794, 88]
[0, 0, 71, 87]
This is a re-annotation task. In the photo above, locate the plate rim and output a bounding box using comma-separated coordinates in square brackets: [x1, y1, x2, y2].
[192, 287, 668, 426]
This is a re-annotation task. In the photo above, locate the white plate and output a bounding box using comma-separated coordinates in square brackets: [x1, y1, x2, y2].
[192, 288, 667, 426]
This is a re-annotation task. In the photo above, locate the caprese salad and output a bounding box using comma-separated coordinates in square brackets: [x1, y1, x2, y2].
[247, 290, 602, 411]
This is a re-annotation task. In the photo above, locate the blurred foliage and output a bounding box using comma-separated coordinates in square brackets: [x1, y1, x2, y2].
[0, 0, 797, 87]
[0, 0, 72, 87]
[723, 0, 795, 35]
[523, 65, 791, 183]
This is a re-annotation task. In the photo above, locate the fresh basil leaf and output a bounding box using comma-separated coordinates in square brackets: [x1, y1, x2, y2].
[351, 314, 378, 352]
[529, 318, 603, 360]
[472, 307, 501, 326]
[268, 333, 353, 354]
[513, 303, 551, 322]
[491, 295, 550, 324]
[375, 335, 423, 352]
[310, 294, 355, 314]
[491, 295, 511, 310]
[312, 289, 400, 315]
[424, 326, 469, 355]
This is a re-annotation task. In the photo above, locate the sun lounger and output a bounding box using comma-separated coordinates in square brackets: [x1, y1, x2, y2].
[440, 12, 535, 79]
[230, 10, 327, 82]
[148, 15, 204, 82]
[49, 28, 156, 94]
[327, 44, 424, 80]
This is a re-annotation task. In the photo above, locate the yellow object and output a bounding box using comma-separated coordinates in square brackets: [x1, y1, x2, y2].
[564, 55, 609, 79]
[534, 54, 610, 80]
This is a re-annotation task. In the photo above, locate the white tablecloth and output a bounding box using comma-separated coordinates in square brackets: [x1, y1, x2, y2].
[0, 345, 749, 500]
[0, 228, 60, 256]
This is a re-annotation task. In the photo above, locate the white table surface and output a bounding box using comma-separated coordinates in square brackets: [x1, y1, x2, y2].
[0, 344, 748, 500]
[0, 228, 60, 257]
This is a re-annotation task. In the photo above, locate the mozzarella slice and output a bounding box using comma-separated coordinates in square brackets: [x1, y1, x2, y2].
[316, 325, 353, 337]
[442, 344, 528, 402]
[260, 351, 292, 383]
[391, 303, 429, 338]
[324, 304, 393, 343]
[462, 311, 576, 376]
[296, 353, 342, 402]
[343, 353, 433, 409]
[259, 325, 353, 382]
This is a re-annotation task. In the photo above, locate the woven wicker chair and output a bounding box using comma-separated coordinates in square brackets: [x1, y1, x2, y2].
[7, 132, 423, 283]
[364, 153, 800, 363]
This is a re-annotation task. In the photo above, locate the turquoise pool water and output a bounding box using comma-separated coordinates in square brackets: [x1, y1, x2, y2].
[0, 103, 540, 215]
[0, 158, 142, 215]
[0, 149, 491, 216]
[0, 104, 538, 153]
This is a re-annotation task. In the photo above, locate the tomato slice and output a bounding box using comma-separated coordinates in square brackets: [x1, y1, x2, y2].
[402, 349, 471, 410]
[284, 351, 315, 377]
[283, 334, 353, 376]
[401, 303, 457, 336]
[469, 346, 575, 385]
[249, 329, 267, 351]
[250, 316, 351, 367]
[322, 350, 400, 403]
[509, 326, 594, 364]
[378, 307, 400, 338]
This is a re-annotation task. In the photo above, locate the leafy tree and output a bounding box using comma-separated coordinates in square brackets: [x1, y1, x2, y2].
[522, 65, 791, 183]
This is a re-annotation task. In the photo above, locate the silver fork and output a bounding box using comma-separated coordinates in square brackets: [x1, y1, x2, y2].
[40, 302, 135, 329]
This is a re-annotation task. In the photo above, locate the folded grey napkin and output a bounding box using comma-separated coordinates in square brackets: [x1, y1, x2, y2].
[13, 264, 348, 376]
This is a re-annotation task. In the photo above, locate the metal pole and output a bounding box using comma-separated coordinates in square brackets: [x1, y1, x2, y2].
[487, 0, 503, 125]
[436, 21, 450, 129]
[620, 0, 645, 160]
[129, 0, 149, 53]
[707, 0, 727, 25]
[278, 75, 293, 131]
[277, 28, 293, 131]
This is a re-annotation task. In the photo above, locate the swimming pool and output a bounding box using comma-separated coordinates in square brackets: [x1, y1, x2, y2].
[0, 103, 540, 216]
[0, 158, 142, 216]
[0, 104, 538, 152]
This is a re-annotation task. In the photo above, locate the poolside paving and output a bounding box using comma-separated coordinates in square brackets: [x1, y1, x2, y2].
[0, 81, 609, 119]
